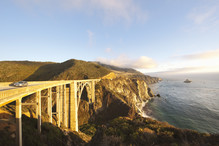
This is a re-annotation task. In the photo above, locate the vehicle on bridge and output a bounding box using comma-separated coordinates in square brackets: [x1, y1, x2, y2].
[13, 81, 28, 87]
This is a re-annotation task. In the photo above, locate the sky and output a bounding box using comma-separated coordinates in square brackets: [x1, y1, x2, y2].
[0, 0, 219, 74]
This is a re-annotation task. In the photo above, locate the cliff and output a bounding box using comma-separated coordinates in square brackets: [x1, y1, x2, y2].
[99, 77, 154, 115]
[76, 72, 157, 126]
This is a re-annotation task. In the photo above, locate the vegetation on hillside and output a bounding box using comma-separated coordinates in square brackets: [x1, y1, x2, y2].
[53, 60, 110, 80]
[0, 59, 110, 82]
[0, 61, 51, 82]
[1, 109, 219, 146]
[0, 113, 86, 146]
[0, 103, 87, 146]
[89, 116, 219, 146]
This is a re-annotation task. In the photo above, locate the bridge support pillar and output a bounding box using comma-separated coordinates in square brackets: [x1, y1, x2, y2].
[70, 82, 78, 131]
[16, 98, 22, 146]
[63, 85, 67, 128]
[91, 81, 95, 102]
[36, 91, 41, 133]
[60, 85, 63, 125]
[47, 88, 52, 123]
[56, 86, 60, 127]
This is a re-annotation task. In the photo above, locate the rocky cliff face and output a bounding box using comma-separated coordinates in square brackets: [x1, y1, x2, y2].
[78, 76, 155, 125]
[100, 77, 154, 112]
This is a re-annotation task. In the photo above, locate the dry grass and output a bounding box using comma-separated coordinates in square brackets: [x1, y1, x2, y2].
[0, 59, 111, 82]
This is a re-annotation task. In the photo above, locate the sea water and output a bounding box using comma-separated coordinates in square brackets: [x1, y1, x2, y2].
[144, 73, 219, 134]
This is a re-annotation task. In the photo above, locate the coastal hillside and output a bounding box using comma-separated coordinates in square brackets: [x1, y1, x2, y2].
[0, 61, 51, 82]
[26, 59, 110, 81]
[96, 62, 160, 84]
[0, 59, 110, 82]
[0, 59, 158, 83]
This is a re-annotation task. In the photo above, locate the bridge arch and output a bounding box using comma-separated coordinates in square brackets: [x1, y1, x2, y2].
[76, 81, 93, 106]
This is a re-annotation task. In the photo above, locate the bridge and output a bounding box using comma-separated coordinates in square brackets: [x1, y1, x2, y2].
[0, 79, 100, 146]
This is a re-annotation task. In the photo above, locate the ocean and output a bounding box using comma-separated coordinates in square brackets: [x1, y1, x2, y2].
[143, 73, 219, 134]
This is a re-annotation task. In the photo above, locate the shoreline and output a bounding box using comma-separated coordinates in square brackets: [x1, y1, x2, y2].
[136, 98, 155, 119]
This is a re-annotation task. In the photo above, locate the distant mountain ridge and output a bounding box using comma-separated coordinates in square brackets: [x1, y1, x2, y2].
[95, 62, 160, 84]
[95, 62, 141, 74]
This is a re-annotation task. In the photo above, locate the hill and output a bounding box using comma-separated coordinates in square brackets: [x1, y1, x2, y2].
[0, 59, 159, 83]
[0, 59, 111, 82]
[26, 59, 111, 81]
[0, 61, 51, 82]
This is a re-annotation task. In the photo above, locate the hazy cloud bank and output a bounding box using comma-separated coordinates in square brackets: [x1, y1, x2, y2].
[157, 49, 219, 74]
[96, 55, 157, 69]
[153, 65, 219, 75]
[176, 49, 219, 60]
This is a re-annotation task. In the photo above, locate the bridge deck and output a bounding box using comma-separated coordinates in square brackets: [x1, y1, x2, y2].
[0, 79, 100, 107]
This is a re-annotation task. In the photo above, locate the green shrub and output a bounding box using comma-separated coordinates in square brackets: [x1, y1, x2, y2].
[79, 124, 97, 136]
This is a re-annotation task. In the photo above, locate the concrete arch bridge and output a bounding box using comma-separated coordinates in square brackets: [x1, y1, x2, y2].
[0, 79, 100, 146]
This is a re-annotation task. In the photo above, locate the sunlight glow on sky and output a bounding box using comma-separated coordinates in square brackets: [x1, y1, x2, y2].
[0, 0, 219, 74]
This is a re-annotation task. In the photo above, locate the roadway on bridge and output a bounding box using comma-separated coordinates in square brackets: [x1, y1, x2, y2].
[0, 82, 44, 91]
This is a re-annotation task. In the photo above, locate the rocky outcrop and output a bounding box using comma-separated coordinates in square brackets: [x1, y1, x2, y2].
[101, 77, 153, 104]
[78, 76, 156, 125]
[99, 77, 154, 116]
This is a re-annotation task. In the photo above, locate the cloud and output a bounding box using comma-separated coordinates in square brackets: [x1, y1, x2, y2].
[105, 48, 112, 53]
[188, 7, 217, 25]
[134, 49, 219, 74]
[92, 0, 147, 24]
[178, 49, 219, 60]
[154, 65, 219, 75]
[187, 6, 219, 31]
[161, 66, 206, 74]
[87, 30, 94, 47]
[96, 55, 157, 69]
[14, 0, 147, 24]
[157, 49, 219, 74]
